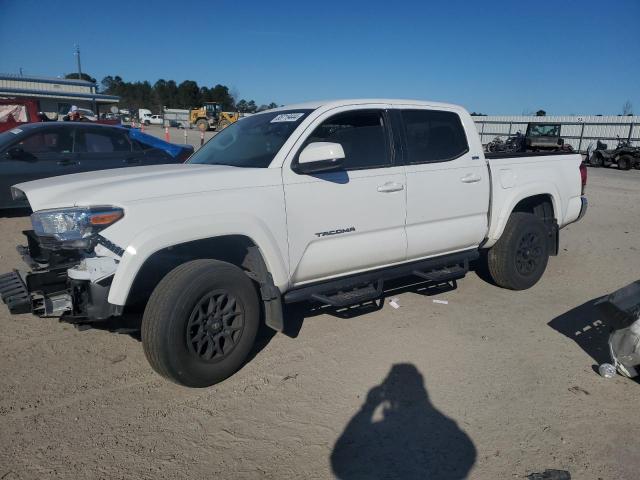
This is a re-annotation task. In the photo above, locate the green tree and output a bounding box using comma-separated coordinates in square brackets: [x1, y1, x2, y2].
[236, 99, 248, 113]
[177, 80, 201, 109]
[65, 72, 96, 83]
[208, 84, 235, 110]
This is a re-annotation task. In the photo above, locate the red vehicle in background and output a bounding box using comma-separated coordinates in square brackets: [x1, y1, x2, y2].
[0, 98, 120, 133]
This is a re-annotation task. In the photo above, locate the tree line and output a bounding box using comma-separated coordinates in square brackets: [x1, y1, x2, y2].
[67, 74, 279, 113]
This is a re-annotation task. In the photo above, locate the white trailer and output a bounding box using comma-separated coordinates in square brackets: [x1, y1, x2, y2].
[163, 108, 190, 129]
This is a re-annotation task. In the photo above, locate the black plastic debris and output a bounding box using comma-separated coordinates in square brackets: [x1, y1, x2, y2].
[527, 469, 571, 480]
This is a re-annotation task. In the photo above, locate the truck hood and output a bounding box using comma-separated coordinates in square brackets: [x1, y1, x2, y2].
[15, 164, 280, 211]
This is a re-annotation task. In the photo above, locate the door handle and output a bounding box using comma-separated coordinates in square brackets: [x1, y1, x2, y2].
[377, 182, 404, 193]
[460, 174, 481, 183]
[57, 159, 77, 166]
[124, 157, 141, 164]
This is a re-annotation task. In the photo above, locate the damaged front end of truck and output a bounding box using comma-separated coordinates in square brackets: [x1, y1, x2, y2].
[0, 197, 125, 324]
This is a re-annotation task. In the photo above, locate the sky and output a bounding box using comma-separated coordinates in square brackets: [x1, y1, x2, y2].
[0, 0, 638, 115]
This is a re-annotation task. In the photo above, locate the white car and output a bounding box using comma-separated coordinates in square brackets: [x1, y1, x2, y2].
[148, 114, 163, 125]
[2, 98, 587, 387]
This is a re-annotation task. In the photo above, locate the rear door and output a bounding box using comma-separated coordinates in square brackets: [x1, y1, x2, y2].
[75, 127, 144, 171]
[0, 126, 79, 207]
[396, 107, 489, 260]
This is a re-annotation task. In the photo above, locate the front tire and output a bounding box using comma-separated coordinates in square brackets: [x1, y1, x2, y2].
[141, 259, 260, 387]
[486, 212, 550, 290]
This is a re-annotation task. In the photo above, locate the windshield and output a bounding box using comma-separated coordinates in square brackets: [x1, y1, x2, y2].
[188, 109, 312, 168]
[528, 124, 560, 137]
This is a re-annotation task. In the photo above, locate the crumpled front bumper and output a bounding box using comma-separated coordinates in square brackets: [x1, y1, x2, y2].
[0, 231, 121, 321]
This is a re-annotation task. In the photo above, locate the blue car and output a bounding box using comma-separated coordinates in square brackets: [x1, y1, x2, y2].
[0, 122, 193, 208]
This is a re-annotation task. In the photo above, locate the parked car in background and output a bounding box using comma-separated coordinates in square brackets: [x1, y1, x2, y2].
[0, 123, 193, 208]
[148, 114, 164, 125]
[0, 98, 120, 133]
[73, 108, 98, 122]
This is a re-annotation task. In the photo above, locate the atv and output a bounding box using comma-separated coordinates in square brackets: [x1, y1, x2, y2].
[589, 136, 640, 170]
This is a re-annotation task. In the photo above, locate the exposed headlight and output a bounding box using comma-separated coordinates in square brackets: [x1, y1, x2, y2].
[31, 206, 124, 246]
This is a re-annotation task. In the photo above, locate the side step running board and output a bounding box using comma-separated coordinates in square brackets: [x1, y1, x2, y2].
[284, 249, 478, 306]
[412, 259, 468, 283]
[311, 280, 384, 308]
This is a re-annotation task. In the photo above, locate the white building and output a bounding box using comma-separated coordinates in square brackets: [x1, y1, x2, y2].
[473, 115, 640, 152]
[0, 73, 119, 119]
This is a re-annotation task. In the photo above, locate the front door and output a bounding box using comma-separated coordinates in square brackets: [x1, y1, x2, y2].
[283, 107, 407, 285]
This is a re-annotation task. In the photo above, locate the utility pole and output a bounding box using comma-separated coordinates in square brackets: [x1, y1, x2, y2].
[74, 44, 82, 78]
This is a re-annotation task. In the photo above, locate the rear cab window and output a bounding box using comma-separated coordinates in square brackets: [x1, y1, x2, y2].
[400, 109, 469, 163]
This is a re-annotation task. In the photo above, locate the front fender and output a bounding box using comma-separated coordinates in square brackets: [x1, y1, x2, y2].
[105, 213, 290, 306]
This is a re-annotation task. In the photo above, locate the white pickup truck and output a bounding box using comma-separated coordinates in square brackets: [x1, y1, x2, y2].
[1, 99, 587, 387]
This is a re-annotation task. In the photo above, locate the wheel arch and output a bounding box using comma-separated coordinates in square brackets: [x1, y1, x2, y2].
[123, 235, 257, 305]
[106, 219, 289, 307]
[486, 187, 561, 249]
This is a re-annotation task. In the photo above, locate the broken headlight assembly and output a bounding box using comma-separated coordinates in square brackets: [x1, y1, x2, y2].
[31, 206, 124, 248]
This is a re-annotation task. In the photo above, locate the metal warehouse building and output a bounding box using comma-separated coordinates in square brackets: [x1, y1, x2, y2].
[0, 73, 119, 120]
[472, 115, 640, 152]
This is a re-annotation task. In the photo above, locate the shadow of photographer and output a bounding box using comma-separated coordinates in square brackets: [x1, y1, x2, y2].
[331, 363, 476, 479]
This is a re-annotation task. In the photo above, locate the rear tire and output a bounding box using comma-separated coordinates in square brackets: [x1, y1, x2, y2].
[618, 155, 632, 171]
[141, 259, 260, 387]
[486, 212, 549, 290]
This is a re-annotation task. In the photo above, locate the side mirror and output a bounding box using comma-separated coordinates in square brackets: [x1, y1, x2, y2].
[295, 142, 345, 174]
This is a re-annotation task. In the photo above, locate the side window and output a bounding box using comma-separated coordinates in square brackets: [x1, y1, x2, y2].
[18, 130, 74, 156]
[304, 110, 390, 170]
[401, 110, 468, 163]
[80, 130, 132, 154]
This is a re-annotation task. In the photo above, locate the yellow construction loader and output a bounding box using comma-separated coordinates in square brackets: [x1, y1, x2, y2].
[189, 102, 240, 132]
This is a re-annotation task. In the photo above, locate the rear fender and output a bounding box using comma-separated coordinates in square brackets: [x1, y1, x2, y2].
[485, 184, 561, 248]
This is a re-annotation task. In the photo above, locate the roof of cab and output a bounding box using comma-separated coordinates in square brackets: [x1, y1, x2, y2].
[271, 98, 466, 113]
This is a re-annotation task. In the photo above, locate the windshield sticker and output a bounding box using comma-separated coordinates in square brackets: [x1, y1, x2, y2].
[271, 113, 304, 123]
[10, 128, 22, 134]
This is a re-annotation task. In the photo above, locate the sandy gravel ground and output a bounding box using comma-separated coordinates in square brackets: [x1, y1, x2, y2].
[0, 168, 638, 479]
